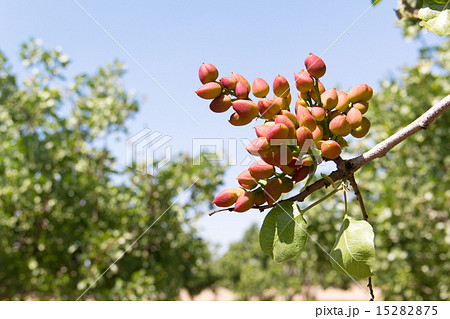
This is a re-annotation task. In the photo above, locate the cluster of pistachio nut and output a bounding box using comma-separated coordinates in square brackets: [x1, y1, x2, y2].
[196, 53, 373, 212]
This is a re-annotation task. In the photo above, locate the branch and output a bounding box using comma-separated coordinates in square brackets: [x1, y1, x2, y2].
[349, 95, 450, 171]
[210, 95, 450, 216]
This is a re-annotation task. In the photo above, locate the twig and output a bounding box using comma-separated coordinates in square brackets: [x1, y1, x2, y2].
[209, 207, 235, 216]
[367, 277, 375, 301]
[348, 175, 368, 221]
[209, 170, 344, 216]
[209, 94, 450, 216]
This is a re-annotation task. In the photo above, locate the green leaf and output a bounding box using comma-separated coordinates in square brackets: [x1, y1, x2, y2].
[419, 0, 446, 9]
[418, 1, 450, 36]
[405, 0, 424, 8]
[371, 0, 382, 6]
[330, 215, 375, 279]
[259, 201, 308, 263]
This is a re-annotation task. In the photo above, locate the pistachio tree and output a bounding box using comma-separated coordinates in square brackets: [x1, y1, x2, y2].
[0, 40, 225, 300]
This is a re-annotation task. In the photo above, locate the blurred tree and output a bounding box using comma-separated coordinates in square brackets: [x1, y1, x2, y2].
[215, 224, 295, 301]
[373, 0, 450, 38]
[0, 39, 225, 300]
[353, 40, 449, 300]
[216, 41, 449, 300]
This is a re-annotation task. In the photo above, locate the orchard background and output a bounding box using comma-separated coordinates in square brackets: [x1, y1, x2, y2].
[0, 1, 448, 300]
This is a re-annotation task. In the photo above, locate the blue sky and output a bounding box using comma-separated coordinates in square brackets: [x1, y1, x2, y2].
[0, 0, 443, 253]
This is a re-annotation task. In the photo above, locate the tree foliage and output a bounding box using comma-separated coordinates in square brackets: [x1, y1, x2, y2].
[374, 0, 450, 37]
[0, 39, 225, 300]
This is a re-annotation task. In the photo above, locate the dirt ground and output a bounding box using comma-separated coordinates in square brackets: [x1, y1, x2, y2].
[180, 285, 382, 301]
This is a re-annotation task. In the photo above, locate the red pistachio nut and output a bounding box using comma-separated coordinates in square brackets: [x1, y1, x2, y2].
[237, 170, 259, 189]
[321, 88, 339, 110]
[353, 101, 369, 114]
[294, 70, 314, 92]
[310, 106, 326, 121]
[199, 63, 218, 84]
[246, 137, 271, 156]
[296, 112, 317, 132]
[234, 191, 256, 212]
[213, 187, 245, 207]
[235, 81, 249, 99]
[280, 111, 298, 127]
[195, 82, 222, 99]
[295, 105, 311, 117]
[279, 165, 296, 175]
[329, 115, 351, 136]
[292, 166, 309, 183]
[321, 140, 342, 159]
[347, 84, 373, 103]
[280, 176, 294, 193]
[301, 154, 314, 167]
[249, 160, 275, 180]
[254, 124, 271, 138]
[315, 139, 324, 149]
[220, 76, 237, 90]
[272, 147, 294, 167]
[304, 53, 326, 79]
[273, 75, 290, 98]
[275, 114, 297, 139]
[346, 107, 363, 128]
[273, 94, 290, 110]
[295, 99, 309, 112]
[288, 157, 302, 169]
[229, 112, 254, 126]
[231, 72, 251, 92]
[296, 126, 313, 149]
[264, 178, 283, 205]
[232, 99, 259, 119]
[253, 188, 267, 206]
[266, 123, 290, 142]
[312, 125, 324, 142]
[258, 98, 281, 119]
[209, 95, 232, 113]
[351, 117, 371, 138]
[335, 90, 350, 112]
[260, 152, 278, 166]
[252, 77, 270, 98]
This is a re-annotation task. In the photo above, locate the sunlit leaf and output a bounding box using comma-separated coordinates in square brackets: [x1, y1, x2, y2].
[259, 201, 308, 263]
[418, 7, 450, 36]
[330, 215, 375, 279]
